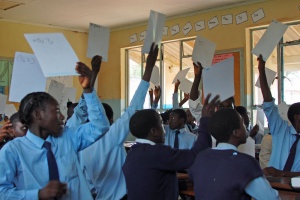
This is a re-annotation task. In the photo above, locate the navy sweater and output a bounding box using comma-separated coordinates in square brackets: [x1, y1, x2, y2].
[189, 149, 263, 200]
[122, 117, 210, 200]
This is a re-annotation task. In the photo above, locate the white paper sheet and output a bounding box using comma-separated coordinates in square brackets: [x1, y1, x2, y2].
[182, 22, 192, 35]
[236, 12, 248, 24]
[256, 106, 265, 135]
[150, 65, 160, 86]
[9, 52, 47, 102]
[202, 57, 234, 102]
[171, 25, 180, 35]
[222, 14, 233, 25]
[178, 78, 193, 94]
[252, 8, 265, 23]
[129, 34, 138, 43]
[252, 20, 288, 61]
[255, 67, 277, 88]
[195, 20, 205, 31]
[24, 33, 79, 77]
[139, 31, 146, 41]
[87, 23, 110, 61]
[47, 80, 65, 105]
[192, 35, 216, 68]
[208, 16, 219, 29]
[0, 94, 7, 115]
[238, 137, 255, 157]
[163, 27, 168, 36]
[172, 68, 190, 84]
[142, 10, 166, 54]
[4, 104, 17, 118]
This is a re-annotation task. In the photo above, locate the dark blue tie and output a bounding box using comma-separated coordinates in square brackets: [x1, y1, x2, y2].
[174, 130, 180, 149]
[43, 141, 59, 180]
[283, 134, 300, 171]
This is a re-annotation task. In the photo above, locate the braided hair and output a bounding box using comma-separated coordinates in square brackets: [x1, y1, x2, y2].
[19, 92, 57, 127]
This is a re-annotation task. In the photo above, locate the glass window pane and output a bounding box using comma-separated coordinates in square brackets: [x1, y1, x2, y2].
[181, 57, 194, 108]
[283, 24, 300, 43]
[282, 45, 300, 104]
[182, 40, 194, 57]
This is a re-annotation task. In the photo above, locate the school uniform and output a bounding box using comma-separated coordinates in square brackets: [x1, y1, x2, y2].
[189, 143, 280, 200]
[164, 125, 197, 149]
[0, 91, 110, 200]
[263, 99, 300, 171]
[123, 117, 210, 200]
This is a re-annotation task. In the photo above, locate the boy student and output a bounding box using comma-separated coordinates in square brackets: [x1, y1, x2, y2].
[67, 43, 159, 200]
[189, 108, 279, 200]
[0, 61, 110, 200]
[258, 55, 300, 177]
[122, 93, 220, 200]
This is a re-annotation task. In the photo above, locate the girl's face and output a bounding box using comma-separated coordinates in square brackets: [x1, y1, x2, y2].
[12, 121, 27, 137]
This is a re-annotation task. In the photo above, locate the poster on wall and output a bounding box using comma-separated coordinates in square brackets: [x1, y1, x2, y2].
[252, 8, 265, 23]
[163, 27, 169, 36]
[236, 12, 248, 24]
[139, 31, 146, 41]
[182, 22, 193, 36]
[195, 20, 205, 31]
[129, 34, 138, 44]
[222, 14, 233, 25]
[208, 16, 219, 29]
[171, 25, 180, 35]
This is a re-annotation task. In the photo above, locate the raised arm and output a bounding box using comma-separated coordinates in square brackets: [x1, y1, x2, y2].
[173, 80, 180, 109]
[258, 55, 272, 102]
[152, 86, 161, 110]
[179, 93, 189, 107]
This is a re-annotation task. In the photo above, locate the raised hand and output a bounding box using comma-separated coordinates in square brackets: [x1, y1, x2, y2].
[143, 43, 159, 82]
[193, 62, 203, 77]
[90, 55, 102, 88]
[38, 181, 67, 200]
[201, 93, 220, 118]
[184, 93, 190, 100]
[0, 121, 13, 143]
[257, 54, 266, 72]
[76, 62, 92, 91]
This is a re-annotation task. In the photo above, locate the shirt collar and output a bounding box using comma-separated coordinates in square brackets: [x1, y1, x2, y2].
[135, 138, 155, 145]
[214, 143, 237, 151]
[26, 130, 46, 149]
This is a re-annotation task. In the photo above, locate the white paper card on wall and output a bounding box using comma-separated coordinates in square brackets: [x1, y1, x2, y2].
[252, 20, 288, 61]
[208, 16, 219, 30]
[163, 26, 168, 36]
[171, 25, 180, 35]
[24, 33, 79, 77]
[139, 31, 146, 41]
[256, 106, 265, 135]
[172, 68, 190, 84]
[150, 65, 160, 86]
[130, 34, 138, 44]
[0, 94, 7, 115]
[9, 52, 47, 102]
[48, 80, 65, 105]
[222, 14, 233, 25]
[60, 87, 76, 120]
[203, 57, 234, 102]
[4, 104, 17, 118]
[142, 10, 166, 54]
[182, 22, 192, 36]
[192, 35, 216, 68]
[195, 20, 205, 31]
[252, 8, 265, 23]
[255, 67, 276, 88]
[87, 23, 110, 61]
[278, 101, 290, 123]
[179, 78, 193, 94]
[236, 12, 248, 24]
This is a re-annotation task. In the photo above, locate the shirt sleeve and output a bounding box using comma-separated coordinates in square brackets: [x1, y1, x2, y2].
[188, 94, 202, 124]
[173, 93, 179, 109]
[67, 89, 110, 152]
[66, 96, 88, 128]
[245, 177, 280, 200]
[0, 145, 39, 200]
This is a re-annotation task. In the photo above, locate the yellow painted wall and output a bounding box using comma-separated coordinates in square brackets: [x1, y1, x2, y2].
[105, 0, 300, 105]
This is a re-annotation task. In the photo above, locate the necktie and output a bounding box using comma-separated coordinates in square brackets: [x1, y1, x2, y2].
[283, 134, 300, 171]
[43, 141, 59, 180]
[174, 130, 180, 149]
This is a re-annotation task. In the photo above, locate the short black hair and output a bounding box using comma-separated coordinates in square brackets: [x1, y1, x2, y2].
[288, 102, 300, 124]
[171, 109, 187, 123]
[10, 112, 20, 124]
[130, 109, 161, 139]
[19, 92, 57, 126]
[102, 103, 114, 120]
[235, 106, 248, 116]
[208, 109, 241, 143]
[160, 109, 172, 124]
[67, 101, 73, 108]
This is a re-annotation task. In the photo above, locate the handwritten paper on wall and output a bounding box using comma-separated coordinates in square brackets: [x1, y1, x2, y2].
[24, 33, 79, 77]
[9, 52, 47, 102]
[208, 16, 219, 29]
[192, 35, 216, 68]
[252, 20, 288, 61]
[142, 10, 166, 54]
[48, 80, 65, 105]
[87, 23, 110, 61]
[195, 20, 205, 31]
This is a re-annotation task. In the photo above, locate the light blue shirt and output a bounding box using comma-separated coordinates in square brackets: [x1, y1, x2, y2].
[164, 126, 197, 149]
[215, 143, 280, 200]
[0, 91, 110, 200]
[263, 99, 299, 171]
[68, 80, 149, 200]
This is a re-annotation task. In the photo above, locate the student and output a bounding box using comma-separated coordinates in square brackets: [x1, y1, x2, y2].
[9, 112, 28, 138]
[259, 133, 272, 169]
[122, 94, 220, 200]
[258, 55, 300, 177]
[189, 108, 279, 200]
[67, 43, 159, 200]
[0, 62, 110, 200]
[236, 106, 263, 144]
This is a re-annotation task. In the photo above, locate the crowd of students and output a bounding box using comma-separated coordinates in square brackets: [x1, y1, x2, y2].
[0, 42, 299, 199]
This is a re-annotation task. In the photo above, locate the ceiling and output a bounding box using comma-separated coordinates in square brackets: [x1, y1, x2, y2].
[0, 0, 252, 31]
